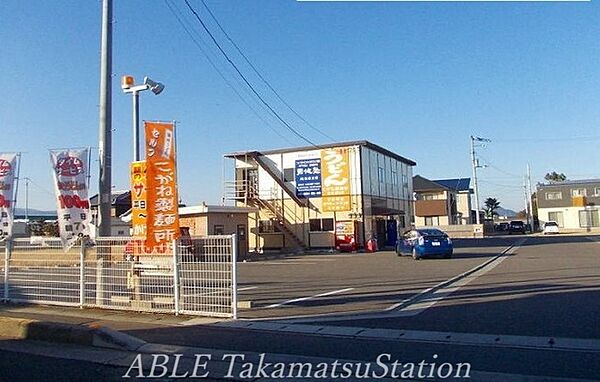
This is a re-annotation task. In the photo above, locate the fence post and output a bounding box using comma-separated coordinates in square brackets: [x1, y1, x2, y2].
[231, 233, 238, 319]
[172, 238, 180, 316]
[96, 257, 104, 307]
[4, 239, 11, 302]
[79, 238, 86, 308]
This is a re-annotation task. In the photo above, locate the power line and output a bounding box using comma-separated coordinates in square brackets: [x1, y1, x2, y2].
[198, 0, 336, 143]
[182, 0, 318, 147]
[164, 0, 295, 145]
[492, 136, 600, 143]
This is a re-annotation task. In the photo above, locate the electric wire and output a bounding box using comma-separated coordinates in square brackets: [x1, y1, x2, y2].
[198, 0, 336, 143]
[164, 0, 295, 145]
[182, 0, 318, 147]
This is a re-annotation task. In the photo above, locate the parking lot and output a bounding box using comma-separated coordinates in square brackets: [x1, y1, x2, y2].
[237, 236, 518, 319]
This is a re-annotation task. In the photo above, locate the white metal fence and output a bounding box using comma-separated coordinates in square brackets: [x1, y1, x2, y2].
[1, 235, 237, 318]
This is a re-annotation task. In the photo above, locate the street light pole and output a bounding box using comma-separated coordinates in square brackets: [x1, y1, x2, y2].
[132, 92, 140, 161]
[122, 76, 165, 161]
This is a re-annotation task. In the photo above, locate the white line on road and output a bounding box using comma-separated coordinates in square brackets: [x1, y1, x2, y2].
[265, 239, 528, 323]
[266, 288, 355, 309]
[238, 286, 258, 291]
[387, 238, 527, 315]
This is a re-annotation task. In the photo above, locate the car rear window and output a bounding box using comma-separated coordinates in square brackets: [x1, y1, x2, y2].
[417, 229, 445, 236]
[545, 222, 558, 227]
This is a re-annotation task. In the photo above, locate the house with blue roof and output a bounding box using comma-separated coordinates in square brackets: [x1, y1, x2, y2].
[413, 176, 474, 226]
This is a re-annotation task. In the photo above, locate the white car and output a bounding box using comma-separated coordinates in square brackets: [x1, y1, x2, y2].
[543, 221, 560, 234]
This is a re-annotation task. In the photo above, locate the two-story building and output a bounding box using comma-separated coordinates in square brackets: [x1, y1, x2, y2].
[537, 179, 600, 229]
[223, 141, 416, 253]
[413, 176, 473, 226]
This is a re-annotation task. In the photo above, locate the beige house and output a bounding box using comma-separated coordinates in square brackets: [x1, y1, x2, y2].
[413, 176, 473, 227]
[179, 205, 256, 257]
[224, 141, 416, 253]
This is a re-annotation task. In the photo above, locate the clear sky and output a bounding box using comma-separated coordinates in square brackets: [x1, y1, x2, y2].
[2, 0, 600, 212]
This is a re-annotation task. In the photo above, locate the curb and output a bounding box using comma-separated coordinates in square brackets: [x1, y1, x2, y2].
[0, 316, 146, 351]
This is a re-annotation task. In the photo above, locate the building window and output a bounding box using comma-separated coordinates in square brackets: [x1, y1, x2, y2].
[545, 192, 562, 200]
[402, 174, 409, 188]
[579, 210, 599, 228]
[391, 170, 398, 186]
[284, 168, 295, 182]
[117, 230, 125, 235]
[595, 187, 600, 197]
[572, 188, 587, 197]
[309, 218, 334, 232]
[548, 211, 564, 227]
[259, 220, 281, 233]
[378, 167, 385, 184]
[424, 216, 440, 226]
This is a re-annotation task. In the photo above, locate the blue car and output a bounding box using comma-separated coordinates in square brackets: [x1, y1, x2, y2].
[396, 228, 453, 260]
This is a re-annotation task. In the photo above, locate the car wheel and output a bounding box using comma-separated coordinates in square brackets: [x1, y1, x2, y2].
[412, 248, 421, 260]
[444, 251, 452, 259]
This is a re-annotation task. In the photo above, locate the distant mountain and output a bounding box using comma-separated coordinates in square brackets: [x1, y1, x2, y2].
[14, 208, 56, 217]
[496, 207, 517, 217]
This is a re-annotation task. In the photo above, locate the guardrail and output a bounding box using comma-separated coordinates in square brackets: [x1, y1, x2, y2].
[1, 235, 238, 318]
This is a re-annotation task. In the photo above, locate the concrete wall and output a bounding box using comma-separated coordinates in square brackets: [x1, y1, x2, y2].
[537, 207, 600, 229]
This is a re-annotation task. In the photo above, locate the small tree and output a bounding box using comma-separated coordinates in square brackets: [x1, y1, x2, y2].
[544, 172, 567, 183]
[484, 197, 501, 219]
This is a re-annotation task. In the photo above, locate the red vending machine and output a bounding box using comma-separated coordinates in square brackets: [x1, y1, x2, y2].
[335, 220, 358, 252]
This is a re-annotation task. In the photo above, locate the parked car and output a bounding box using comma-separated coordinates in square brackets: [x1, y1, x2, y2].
[496, 222, 509, 232]
[543, 221, 560, 235]
[396, 228, 453, 260]
[508, 220, 526, 234]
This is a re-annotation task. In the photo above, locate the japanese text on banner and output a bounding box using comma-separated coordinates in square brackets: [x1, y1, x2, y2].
[49, 148, 91, 251]
[130, 161, 147, 239]
[321, 148, 351, 212]
[144, 122, 180, 248]
[0, 153, 18, 241]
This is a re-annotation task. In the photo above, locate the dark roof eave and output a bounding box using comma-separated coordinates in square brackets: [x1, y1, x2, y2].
[224, 140, 416, 166]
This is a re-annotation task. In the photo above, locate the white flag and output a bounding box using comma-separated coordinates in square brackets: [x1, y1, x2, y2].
[49, 149, 91, 251]
[0, 153, 18, 242]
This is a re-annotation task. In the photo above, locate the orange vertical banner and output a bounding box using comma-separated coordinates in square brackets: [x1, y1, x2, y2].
[144, 121, 180, 248]
[130, 160, 147, 239]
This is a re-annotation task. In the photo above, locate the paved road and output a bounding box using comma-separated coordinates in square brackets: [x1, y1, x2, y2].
[238, 237, 516, 318]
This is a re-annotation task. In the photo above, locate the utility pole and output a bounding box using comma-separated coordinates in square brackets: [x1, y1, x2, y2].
[24, 177, 29, 221]
[98, 0, 113, 237]
[527, 164, 534, 231]
[470, 136, 490, 225]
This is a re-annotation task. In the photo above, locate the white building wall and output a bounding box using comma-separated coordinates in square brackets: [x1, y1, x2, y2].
[456, 192, 472, 224]
[537, 206, 600, 229]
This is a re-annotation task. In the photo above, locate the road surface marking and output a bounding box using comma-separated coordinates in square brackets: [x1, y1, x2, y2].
[387, 238, 527, 315]
[258, 239, 527, 323]
[266, 288, 355, 309]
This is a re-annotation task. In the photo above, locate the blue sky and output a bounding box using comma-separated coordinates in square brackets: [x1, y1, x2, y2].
[1, 0, 599, 212]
